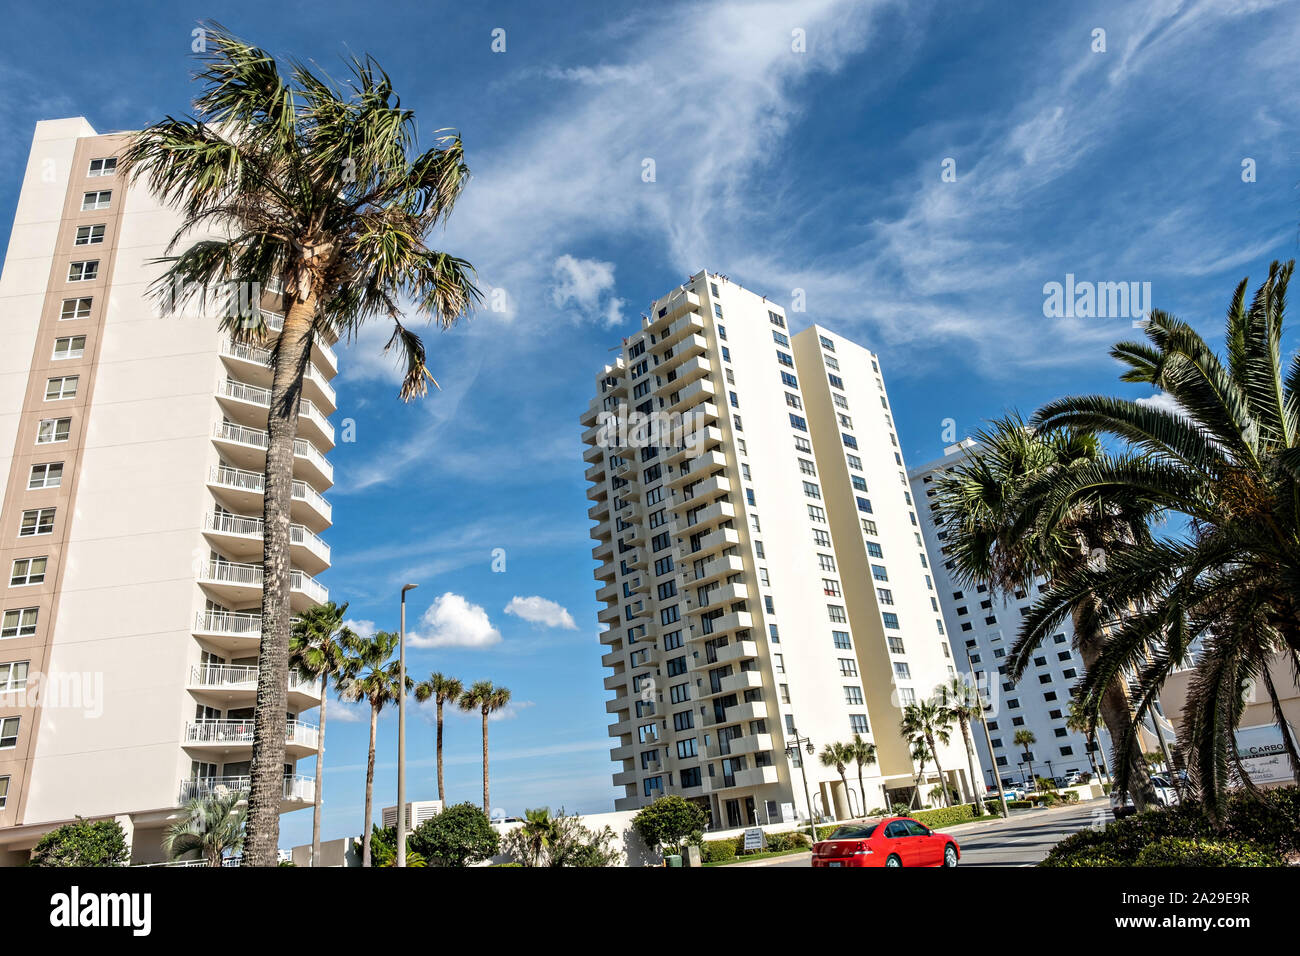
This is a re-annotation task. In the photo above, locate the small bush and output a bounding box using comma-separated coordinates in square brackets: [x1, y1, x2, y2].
[30, 819, 129, 867]
[1135, 837, 1283, 868]
[700, 839, 738, 863]
[910, 804, 974, 830]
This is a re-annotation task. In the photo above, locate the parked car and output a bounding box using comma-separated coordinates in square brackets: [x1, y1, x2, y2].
[811, 817, 961, 868]
[1001, 786, 1026, 801]
[1063, 771, 1087, 787]
[1110, 779, 1179, 818]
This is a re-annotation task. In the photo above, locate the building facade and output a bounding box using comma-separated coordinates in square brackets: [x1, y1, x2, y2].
[909, 440, 1109, 789]
[0, 118, 336, 863]
[582, 270, 978, 829]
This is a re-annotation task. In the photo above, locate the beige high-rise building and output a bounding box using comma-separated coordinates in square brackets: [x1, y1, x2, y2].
[0, 118, 336, 864]
[581, 270, 979, 829]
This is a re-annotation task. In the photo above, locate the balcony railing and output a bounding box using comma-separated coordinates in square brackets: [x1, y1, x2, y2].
[184, 719, 318, 748]
[218, 380, 335, 445]
[213, 422, 333, 483]
[208, 464, 333, 524]
[204, 511, 331, 564]
[198, 560, 329, 603]
[189, 664, 321, 693]
[219, 340, 337, 407]
[195, 610, 262, 637]
[178, 773, 314, 803]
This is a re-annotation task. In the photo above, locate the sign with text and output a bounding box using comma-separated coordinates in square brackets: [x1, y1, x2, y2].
[1235, 723, 1296, 785]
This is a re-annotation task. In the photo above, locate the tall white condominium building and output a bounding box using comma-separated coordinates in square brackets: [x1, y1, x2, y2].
[910, 440, 1110, 790]
[0, 119, 336, 864]
[581, 270, 978, 829]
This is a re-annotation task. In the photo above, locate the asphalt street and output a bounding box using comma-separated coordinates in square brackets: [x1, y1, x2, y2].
[732, 798, 1109, 868]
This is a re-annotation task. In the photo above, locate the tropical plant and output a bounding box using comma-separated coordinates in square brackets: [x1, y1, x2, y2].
[901, 699, 954, 807]
[933, 415, 1158, 809]
[409, 801, 499, 867]
[163, 790, 247, 867]
[1013, 729, 1038, 783]
[413, 672, 463, 803]
[1065, 696, 1107, 784]
[365, 825, 427, 867]
[818, 741, 856, 817]
[29, 818, 130, 867]
[631, 795, 707, 856]
[507, 807, 559, 867]
[847, 734, 878, 817]
[937, 676, 985, 812]
[121, 24, 479, 863]
[501, 808, 619, 867]
[288, 600, 355, 867]
[458, 680, 511, 814]
[907, 737, 934, 809]
[337, 629, 410, 866]
[1025, 261, 1300, 819]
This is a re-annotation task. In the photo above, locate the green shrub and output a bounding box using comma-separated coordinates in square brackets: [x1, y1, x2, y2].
[1135, 837, 1283, 868]
[764, 831, 811, 852]
[408, 802, 499, 867]
[632, 796, 707, 855]
[30, 819, 129, 867]
[700, 839, 737, 863]
[910, 804, 975, 830]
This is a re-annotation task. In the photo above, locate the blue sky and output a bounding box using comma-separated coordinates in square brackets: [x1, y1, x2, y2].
[1, 0, 1297, 847]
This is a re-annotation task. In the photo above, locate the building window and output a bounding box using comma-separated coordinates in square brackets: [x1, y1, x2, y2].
[817, 553, 836, 572]
[44, 376, 78, 401]
[849, 714, 869, 734]
[1, 608, 38, 639]
[10, 557, 47, 587]
[819, 335, 836, 352]
[802, 481, 821, 499]
[807, 505, 826, 522]
[19, 509, 56, 536]
[788, 414, 807, 431]
[841, 432, 858, 449]
[876, 587, 893, 605]
[87, 157, 117, 177]
[27, 465, 62, 494]
[679, 767, 701, 788]
[866, 541, 883, 558]
[838, 658, 858, 676]
[893, 662, 911, 679]
[812, 529, 831, 547]
[871, 565, 888, 582]
[887, 635, 905, 654]
[832, 630, 852, 649]
[74, 224, 106, 245]
[827, 604, 846, 622]
[52, 336, 87, 360]
[81, 190, 112, 210]
[843, 686, 864, 705]
[676, 738, 698, 759]
[776, 351, 794, 367]
[0, 718, 18, 749]
[67, 261, 99, 282]
[882, 612, 900, 629]
[780, 371, 798, 388]
[0, 775, 7, 810]
[0, 663, 28, 694]
[60, 297, 93, 320]
[823, 579, 841, 597]
[898, 688, 916, 705]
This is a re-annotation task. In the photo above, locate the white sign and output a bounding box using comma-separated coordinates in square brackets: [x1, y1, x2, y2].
[1235, 723, 1295, 785]
[742, 828, 765, 851]
[779, 802, 795, 823]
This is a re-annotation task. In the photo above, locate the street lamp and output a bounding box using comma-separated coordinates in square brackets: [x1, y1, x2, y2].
[784, 728, 818, 845]
[397, 582, 418, 867]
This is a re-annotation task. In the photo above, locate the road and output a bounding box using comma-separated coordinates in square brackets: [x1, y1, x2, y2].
[732, 798, 1108, 868]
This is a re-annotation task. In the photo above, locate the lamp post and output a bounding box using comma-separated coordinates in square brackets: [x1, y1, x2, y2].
[397, 582, 418, 867]
[784, 728, 818, 845]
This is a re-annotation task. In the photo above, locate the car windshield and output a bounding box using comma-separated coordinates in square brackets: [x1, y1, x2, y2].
[827, 823, 878, 840]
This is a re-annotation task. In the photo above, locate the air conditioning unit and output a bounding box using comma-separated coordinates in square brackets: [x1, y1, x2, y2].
[382, 800, 443, 830]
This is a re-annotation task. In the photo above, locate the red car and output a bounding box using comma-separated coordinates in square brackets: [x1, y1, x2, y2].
[811, 816, 960, 867]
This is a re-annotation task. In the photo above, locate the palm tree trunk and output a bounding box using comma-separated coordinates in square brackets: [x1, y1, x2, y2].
[910, 759, 926, 809]
[960, 720, 981, 811]
[362, 703, 378, 867]
[857, 766, 867, 816]
[481, 709, 490, 814]
[838, 772, 851, 817]
[436, 700, 445, 803]
[244, 296, 315, 866]
[928, 734, 949, 806]
[311, 690, 326, 866]
[1073, 609, 1153, 809]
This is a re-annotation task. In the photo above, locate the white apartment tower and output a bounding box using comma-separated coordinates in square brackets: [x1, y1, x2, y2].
[0, 119, 336, 863]
[909, 441, 1109, 789]
[581, 270, 979, 829]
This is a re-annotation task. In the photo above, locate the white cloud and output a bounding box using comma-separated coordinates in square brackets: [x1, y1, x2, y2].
[550, 254, 625, 326]
[1136, 390, 1186, 418]
[409, 592, 502, 648]
[342, 618, 377, 640]
[503, 595, 577, 630]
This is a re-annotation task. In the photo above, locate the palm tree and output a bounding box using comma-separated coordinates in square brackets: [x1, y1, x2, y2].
[937, 676, 984, 808]
[288, 601, 355, 867]
[459, 680, 511, 814]
[514, 808, 559, 867]
[1013, 729, 1037, 785]
[413, 672, 463, 803]
[1025, 261, 1300, 819]
[121, 24, 479, 864]
[818, 742, 856, 818]
[1065, 697, 1107, 784]
[337, 630, 410, 867]
[847, 734, 878, 815]
[908, 738, 935, 809]
[900, 699, 954, 807]
[933, 416, 1159, 810]
[164, 790, 247, 867]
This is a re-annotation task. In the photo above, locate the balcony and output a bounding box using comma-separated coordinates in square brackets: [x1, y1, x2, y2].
[681, 474, 732, 509]
[183, 719, 318, 756]
[667, 354, 711, 388]
[612, 769, 637, 788]
[687, 582, 750, 616]
[704, 700, 768, 728]
[658, 334, 708, 373]
[207, 464, 332, 532]
[680, 500, 735, 534]
[212, 421, 333, 490]
[680, 554, 745, 587]
[712, 639, 760, 667]
[178, 773, 315, 807]
[680, 527, 742, 563]
[704, 764, 779, 793]
[188, 663, 322, 710]
[666, 377, 716, 413]
[603, 672, 626, 692]
[197, 560, 327, 613]
[669, 450, 727, 487]
[217, 379, 335, 450]
[706, 732, 773, 760]
[659, 310, 705, 347]
[719, 670, 764, 695]
[203, 511, 330, 575]
[194, 610, 262, 654]
[650, 290, 700, 329]
[665, 427, 724, 466]
[693, 610, 753, 641]
[219, 339, 336, 411]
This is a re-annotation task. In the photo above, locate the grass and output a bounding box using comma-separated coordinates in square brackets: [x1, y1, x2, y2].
[702, 846, 811, 867]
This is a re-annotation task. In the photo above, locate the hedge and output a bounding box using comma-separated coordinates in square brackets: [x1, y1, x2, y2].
[700, 839, 738, 863]
[1134, 837, 1283, 868]
[1041, 785, 1300, 867]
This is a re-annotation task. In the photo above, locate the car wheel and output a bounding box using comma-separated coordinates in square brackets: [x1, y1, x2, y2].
[886, 854, 902, 868]
[943, 845, 958, 867]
